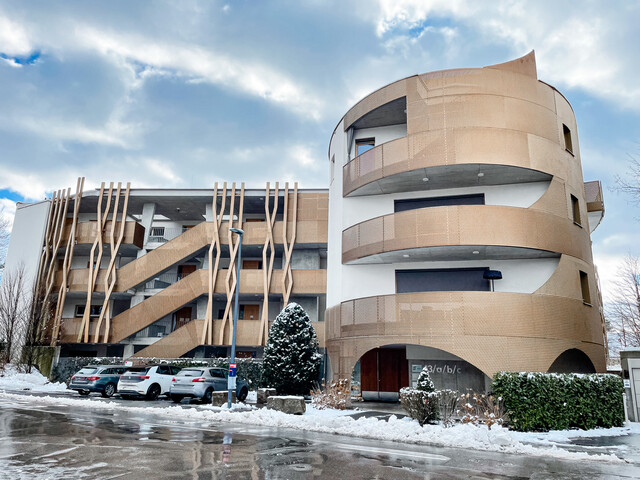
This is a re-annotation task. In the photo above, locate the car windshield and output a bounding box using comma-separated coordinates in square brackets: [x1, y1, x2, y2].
[177, 369, 204, 377]
[77, 368, 98, 375]
[124, 368, 150, 375]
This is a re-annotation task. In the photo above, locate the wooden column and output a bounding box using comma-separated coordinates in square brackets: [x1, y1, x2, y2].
[202, 182, 227, 345]
[281, 182, 298, 306]
[259, 182, 279, 345]
[51, 177, 85, 345]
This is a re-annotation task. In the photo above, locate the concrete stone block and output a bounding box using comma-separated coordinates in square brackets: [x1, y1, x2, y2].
[212, 390, 236, 406]
[257, 388, 277, 404]
[267, 396, 306, 415]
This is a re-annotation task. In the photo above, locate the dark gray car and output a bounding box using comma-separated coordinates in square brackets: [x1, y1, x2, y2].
[169, 367, 249, 403]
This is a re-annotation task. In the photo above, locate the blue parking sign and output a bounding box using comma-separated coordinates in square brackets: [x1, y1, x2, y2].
[229, 364, 237, 377]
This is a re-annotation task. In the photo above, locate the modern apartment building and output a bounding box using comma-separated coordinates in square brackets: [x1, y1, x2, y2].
[4, 182, 328, 360]
[3, 52, 606, 397]
[325, 51, 606, 399]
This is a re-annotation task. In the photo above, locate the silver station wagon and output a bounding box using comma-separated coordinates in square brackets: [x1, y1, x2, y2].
[169, 367, 249, 403]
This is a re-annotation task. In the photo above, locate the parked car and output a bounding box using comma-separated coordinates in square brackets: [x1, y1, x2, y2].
[117, 365, 182, 400]
[170, 367, 249, 403]
[69, 365, 128, 398]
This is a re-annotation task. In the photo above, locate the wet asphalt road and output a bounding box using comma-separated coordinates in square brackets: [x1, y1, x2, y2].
[1, 393, 640, 479]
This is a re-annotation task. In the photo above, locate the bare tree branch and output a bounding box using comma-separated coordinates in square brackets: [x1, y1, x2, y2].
[613, 148, 640, 205]
[0, 265, 28, 365]
[606, 254, 640, 350]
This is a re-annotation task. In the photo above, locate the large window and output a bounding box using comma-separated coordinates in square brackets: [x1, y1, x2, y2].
[355, 138, 375, 156]
[395, 194, 485, 213]
[396, 268, 490, 293]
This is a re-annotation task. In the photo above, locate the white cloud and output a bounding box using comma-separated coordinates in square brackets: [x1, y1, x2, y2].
[0, 14, 33, 56]
[372, 0, 640, 111]
[74, 26, 324, 120]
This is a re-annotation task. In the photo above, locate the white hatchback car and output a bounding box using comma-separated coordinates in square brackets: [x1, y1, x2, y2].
[117, 365, 182, 400]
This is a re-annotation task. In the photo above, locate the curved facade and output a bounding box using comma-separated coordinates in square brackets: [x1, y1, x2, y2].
[326, 52, 606, 397]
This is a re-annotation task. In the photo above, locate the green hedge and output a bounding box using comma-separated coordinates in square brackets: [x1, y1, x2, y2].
[492, 372, 624, 432]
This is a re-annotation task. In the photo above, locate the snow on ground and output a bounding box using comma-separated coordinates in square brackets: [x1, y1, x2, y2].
[0, 365, 70, 393]
[0, 391, 629, 464]
[513, 422, 640, 445]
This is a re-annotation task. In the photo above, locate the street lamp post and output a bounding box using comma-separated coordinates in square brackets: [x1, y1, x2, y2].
[228, 227, 244, 409]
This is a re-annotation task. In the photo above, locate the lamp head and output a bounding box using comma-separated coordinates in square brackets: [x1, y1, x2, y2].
[229, 228, 244, 235]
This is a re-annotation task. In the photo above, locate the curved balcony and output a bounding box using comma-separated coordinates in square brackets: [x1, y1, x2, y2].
[342, 128, 572, 197]
[342, 205, 591, 264]
[327, 291, 601, 344]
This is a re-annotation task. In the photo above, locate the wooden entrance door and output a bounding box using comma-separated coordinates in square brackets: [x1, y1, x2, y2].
[175, 307, 192, 330]
[360, 348, 409, 401]
[178, 264, 197, 280]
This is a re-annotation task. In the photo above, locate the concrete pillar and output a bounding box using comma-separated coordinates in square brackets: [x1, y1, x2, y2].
[205, 203, 214, 222]
[141, 203, 156, 245]
[123, 344, 135, 360]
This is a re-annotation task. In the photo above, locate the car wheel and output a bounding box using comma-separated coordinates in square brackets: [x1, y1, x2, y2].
[78, 390, 90, 396]
[237, 387, 248, 402]
[146, 384, 161, 401]
[102, 383, 116, 398]
[171, 395, 184, 403]
[202, 388, 213, 404]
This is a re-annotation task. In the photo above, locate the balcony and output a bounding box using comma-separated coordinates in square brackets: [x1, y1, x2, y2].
[584, 180, 605, 233]
[342, 128, 559, 197]
[342, 205, 591, 264]
[63, 220, 145, 251]
[327, 291, 602, 345]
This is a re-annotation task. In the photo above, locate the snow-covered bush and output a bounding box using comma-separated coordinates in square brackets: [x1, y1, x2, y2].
[400, 387, 439, 426]
[492, 371, 624, 432]
[457, 391, 505, 430]
[435, 389, 459, 427]
[312, 378, 351, 410]
[400, 367, 439, 426]
[262, 303, 321, 395]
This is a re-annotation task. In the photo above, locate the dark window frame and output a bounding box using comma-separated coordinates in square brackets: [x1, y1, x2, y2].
[396, 267, 490, 294]
[355, 138, 375, 156]
[395, 193, 485, 213]
[570, 194, 581, 226]
[563, 124, 573, 154]
[579, 271, 592, 306]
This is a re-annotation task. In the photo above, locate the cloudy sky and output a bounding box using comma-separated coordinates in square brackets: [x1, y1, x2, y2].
[1, 0, 639, 300]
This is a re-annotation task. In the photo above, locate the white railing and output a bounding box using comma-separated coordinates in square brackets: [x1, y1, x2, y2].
[145, 272, 179, 290]
[147, 227, 189, 244]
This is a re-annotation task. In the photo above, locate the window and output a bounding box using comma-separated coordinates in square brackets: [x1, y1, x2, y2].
[580, 271, 591, 305]
[563, 124, 573, 154]
[211, 369, 226, 378]
[74, 305, 102, 317]
[243, 260, 262, 269]
[571, 194, 581, 226]
[396, 268, 490, 293]
[151, 227, 165, 237]
[355, 138, 375, 156]
[240, 305, 260, 320]
[395, 194, 485, 213]
[157, 366, 170, 375]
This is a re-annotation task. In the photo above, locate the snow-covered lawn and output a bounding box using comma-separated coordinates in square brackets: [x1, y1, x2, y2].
[0, 365, 70, 393]
[0, 390, 635, 464]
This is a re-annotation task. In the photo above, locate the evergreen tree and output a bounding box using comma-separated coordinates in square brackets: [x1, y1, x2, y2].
[262, 303, 321, 394]
[416, 366, 435, 392]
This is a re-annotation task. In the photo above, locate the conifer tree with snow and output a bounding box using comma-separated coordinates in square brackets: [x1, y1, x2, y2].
[416, 366, 435, 393]
[262, 303, 321, 395]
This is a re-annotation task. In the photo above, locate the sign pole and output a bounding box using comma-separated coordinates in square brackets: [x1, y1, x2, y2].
[228, 228, 243, 408]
